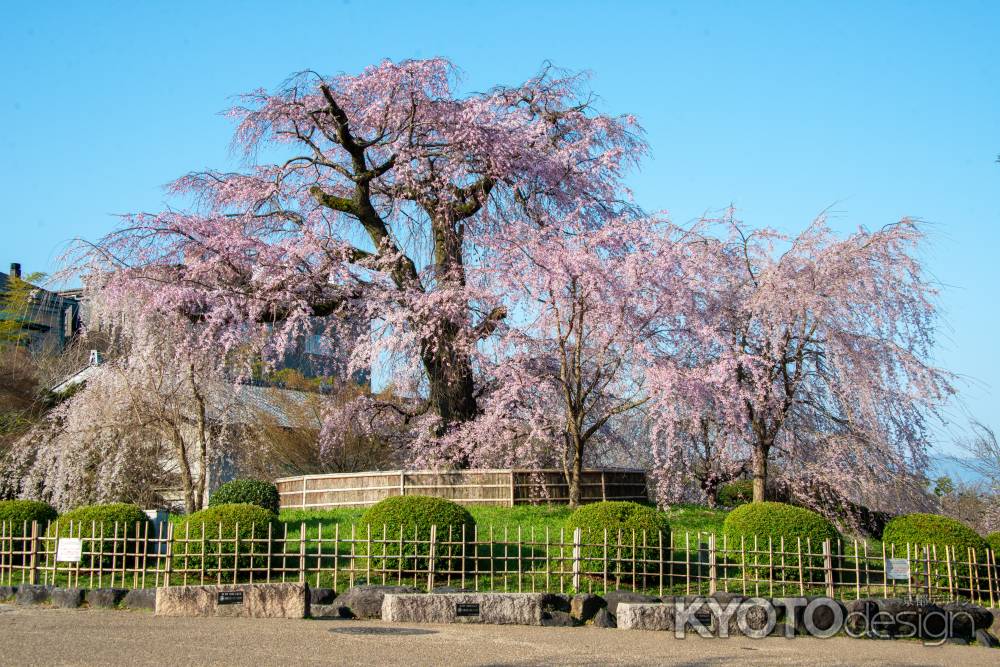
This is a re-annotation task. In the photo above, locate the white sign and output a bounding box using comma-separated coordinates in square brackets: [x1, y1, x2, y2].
[56, 537, 82, 563]
[885, 558, 910, 580]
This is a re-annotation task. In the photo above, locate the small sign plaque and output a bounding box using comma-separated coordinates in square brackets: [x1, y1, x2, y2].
[217, 591, 245, 605]
[56, 538, 82, 563]
[455, 603, 480, 617]
[885, 558, 910, 580]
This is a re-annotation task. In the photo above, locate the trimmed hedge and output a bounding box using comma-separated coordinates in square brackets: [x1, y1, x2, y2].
[0, 500, 57, 532]
[52, 503, 151, 566]
[564, 501, 671, 577]
[723, 501, 840, 547]
[209, 479, 280, 515]
[360, 496, 475, 572]
[172, 503, 278, 572]
[987, 532, 1000, 554]
[718, 480, 753, 507]
[881, 514, 988, 555]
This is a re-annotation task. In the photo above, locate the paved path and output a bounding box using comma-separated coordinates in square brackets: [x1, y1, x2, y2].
[0, 604, 997, 666]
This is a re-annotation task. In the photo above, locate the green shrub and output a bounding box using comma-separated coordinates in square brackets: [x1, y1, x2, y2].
[564, 501, 671, 578]
[359, 496, 475, 573]
[172, 503, 277, 574]
[718, 480, 753, 507]
[52, 503, 151, 566]
[0, 500, 58, 564]
[723, 501, 840, 548]
[209, 479, 280, 515]
[722, 502, 839, 578]
[881, 514, 988, 555]
[0, 500, 57, 533]
[987, 532, 1000, 555]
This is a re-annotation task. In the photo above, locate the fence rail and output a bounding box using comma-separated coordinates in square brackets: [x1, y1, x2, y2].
[275, 469, 649, 510]
[1, 520, 997, 608]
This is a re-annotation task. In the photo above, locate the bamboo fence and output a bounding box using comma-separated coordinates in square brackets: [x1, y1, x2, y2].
[1, 519, 997, 608]
[274, 469, 649, 510]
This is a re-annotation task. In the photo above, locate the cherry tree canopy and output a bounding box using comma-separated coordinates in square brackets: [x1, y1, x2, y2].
[79, 58, 643, 437]
[649, 214, 956, 506]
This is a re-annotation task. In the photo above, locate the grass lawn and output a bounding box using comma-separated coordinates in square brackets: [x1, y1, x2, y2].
[278, 503, 728, 544]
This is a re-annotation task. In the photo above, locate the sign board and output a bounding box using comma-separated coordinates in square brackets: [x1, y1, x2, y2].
[455, 603, 480, 617]
[217, 591, 245, 605]
[885, 558, 910, 580]
[56, 538, 82, 563]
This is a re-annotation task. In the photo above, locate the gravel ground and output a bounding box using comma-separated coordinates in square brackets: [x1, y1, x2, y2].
[0, 604, 997, 666]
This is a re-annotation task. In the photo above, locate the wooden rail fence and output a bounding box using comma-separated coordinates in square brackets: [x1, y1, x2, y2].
[274, 469, 648, 510]
[1, 520, 998, 608]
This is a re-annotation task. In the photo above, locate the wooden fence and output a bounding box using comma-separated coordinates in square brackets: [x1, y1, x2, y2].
[1, 520, 998, 608]
[274, 469, 649, 510]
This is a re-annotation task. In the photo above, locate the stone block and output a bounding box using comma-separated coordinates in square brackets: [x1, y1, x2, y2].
[0, 585, 17, 600]
[15, 585, 51, 605]
[309, 587, 336, 605]
[603, 590, 659, 615]
[85, 588, 128, 609]
[616, 603, 676, 631]
[570, 593, 605, 622]
[541, 610, 575, 627]
[122, 588, 156, 610]
[155, 583, 307, 618]
[50, 588, 84, 608]
[592, 607, 616, 628]
[335, 585, 420, 619]
[382, 593, 545, 626]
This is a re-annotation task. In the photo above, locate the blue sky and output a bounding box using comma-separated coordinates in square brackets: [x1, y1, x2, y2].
[2, 1, 998, 458]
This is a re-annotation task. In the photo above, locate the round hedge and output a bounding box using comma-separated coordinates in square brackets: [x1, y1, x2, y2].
[209, 479, 280, 514]
[564, 501, 671, 577]
[718, 480, 753, 507]
[0, 500, 57, 532]
[881, 513, 988, 555]
[172, 503, 278, 573]
[723, 501, 840, 547]
[52, 503, 151, 566]
[986, 532, 1000, 555]
[360, 496, 475, 572]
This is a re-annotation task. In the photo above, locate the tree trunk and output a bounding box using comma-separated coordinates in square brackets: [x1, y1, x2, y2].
[421, 323, 479, 433]
[567, 435, 584, 507]
[751, 443, 769, 503]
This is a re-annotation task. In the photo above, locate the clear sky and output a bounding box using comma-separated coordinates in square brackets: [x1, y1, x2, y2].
[2, 1, 998, 457]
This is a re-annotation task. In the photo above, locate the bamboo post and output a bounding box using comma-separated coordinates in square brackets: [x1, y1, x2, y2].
[28, 521, 38, 586]
[740, 535, 747, 595]
[657, 530, 663, 597]
[945, 545, 954, 599]
[906, 543, 913, 597]
[509, 471, 516, 508]
[333, 523, 339, 589]
[685, 532, 691, 595]
[517, 526, 523, 593]
[882, 541, 888, 598]
[299, 521, 307, 584]
[301, 477, 307, 509]
[461, 523, 467, 590]
[768, 537, 774, 598]
[985, 548, 995, 608]
[708, 533, 717, 594]
[399, 471, 405, 498]
[601, 472, 607, 502]
[571, 527, 582, 592]
[366, 524, 372, 585]
[924, 545, 932, 599]
[854, 540, 861, 600]
[823, 540, 834, 598]
[968, 548, 977, 604]
[427, 524, 437, 591]
[266, 522, 273, 583]
[797, 537, 805, 596]
[163, 522, 174, 587]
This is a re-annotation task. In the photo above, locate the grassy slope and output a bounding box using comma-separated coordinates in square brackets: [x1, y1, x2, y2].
[279, 503, 727, 543]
